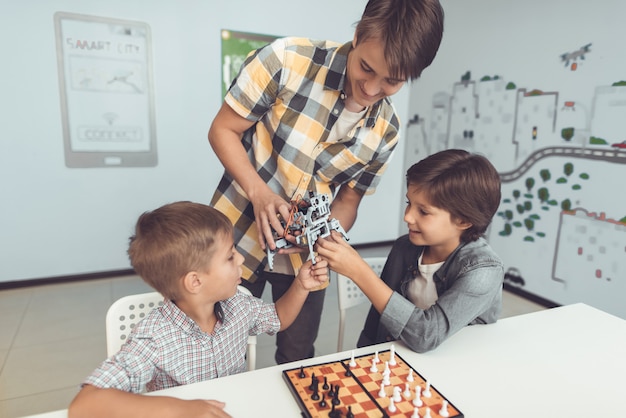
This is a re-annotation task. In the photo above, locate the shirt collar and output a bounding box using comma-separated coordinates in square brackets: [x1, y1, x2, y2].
[325, 41, 386, 128]
[161, 299, 203, 335]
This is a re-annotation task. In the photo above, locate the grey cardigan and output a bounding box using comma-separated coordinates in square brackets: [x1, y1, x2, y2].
[357, 235, 504, 353]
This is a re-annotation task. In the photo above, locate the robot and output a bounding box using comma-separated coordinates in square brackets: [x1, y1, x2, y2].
[266, 191, 349, 270]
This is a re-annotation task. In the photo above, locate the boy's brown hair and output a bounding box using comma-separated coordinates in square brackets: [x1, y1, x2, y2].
[355, 0, 445, 80]
[128, 201, 233, 300]
[406, 149, 501, 242]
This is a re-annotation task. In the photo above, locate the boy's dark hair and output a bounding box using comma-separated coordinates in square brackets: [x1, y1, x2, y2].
[355, 0, 444, 80]
[406, 149, 501, 242]
[128, 201, 233, 300]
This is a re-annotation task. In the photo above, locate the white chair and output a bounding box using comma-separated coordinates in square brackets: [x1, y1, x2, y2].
[336, 256, 387, 351]
[105, 286, 257, 371]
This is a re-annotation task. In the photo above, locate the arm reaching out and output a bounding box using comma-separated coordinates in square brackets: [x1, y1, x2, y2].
[69, 385, 231, 418]
[274, 257, 329, 331]
[315, 231, 393, 314]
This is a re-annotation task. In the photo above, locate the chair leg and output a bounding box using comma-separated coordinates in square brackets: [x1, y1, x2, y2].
[247, 339, 256, 371]
[337, 310, 346, 352]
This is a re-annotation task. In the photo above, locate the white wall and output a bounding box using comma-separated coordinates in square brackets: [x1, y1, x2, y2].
[0, 0, 407, 283]
[405, 0, 626, 317]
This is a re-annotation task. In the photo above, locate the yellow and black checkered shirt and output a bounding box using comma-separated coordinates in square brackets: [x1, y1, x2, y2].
[211, 37, 400, 282]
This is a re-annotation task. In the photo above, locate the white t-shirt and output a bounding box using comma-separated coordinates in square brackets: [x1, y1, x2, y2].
[406, 253, 443, 310]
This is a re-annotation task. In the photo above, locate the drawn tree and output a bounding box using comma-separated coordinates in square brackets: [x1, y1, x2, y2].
[564, 162, 574, 177]
[525, 177, 535, 192]
[561, 199, 572, 211]
[537, 187, 550, 203]
[539, 169, 551, 182]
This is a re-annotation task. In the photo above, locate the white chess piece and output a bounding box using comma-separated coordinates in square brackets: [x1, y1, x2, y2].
[370, 361, 378, 373]
[423, 407, 432, 418]
[392, 386, 402, 402]
[382, 366, 391, 386]
[412, 385, 423, 407]
[407, 368, 414, 382]
[439, 400, 450, 417]
[389, 344, 397, 366]
[403, 383, 411, 399]
[349, 351, 357, 368]
[388, 396, 397, 413]
[378, 382, 386, 398]
[423, 380, 432, 398]
[373, 350, 380, 364]
[411, 407, 420, 418]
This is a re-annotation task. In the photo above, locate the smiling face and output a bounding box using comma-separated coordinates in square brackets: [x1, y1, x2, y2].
[345, 36, 406, 109]
[404, 184, 470, 262]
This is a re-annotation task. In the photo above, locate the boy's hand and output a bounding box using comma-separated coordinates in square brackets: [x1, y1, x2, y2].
[315, 230, 363, 278]
[297, 257, 329, 290]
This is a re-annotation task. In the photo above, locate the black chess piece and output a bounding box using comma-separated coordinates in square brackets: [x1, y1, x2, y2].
[328, 403, 342, 418]
[319, 394, 327, 408]
[298, 366, 305, 378]
[322, 376, 329, 390]
[332, 384, 341, 406]
[346, 405, 354, 418]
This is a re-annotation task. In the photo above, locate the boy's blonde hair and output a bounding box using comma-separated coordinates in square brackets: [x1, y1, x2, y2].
[128, 201, 233, 300]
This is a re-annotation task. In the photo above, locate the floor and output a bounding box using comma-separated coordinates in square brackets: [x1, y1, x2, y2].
[0, 260, 547, 418]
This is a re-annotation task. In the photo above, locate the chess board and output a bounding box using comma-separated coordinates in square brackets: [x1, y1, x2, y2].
[283, 349, 463, 418]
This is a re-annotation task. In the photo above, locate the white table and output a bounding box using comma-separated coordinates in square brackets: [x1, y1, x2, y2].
[23, 303, 626, 417]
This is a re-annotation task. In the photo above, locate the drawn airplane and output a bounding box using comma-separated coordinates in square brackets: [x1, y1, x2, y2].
[560, 43, 592, 67]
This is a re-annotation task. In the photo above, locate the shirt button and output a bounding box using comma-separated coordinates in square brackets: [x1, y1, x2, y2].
[333, 109, 339, 115]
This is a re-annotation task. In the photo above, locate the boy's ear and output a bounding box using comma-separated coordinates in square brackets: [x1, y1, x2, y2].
[455, 218, 472, 231]
[352, 34, 358, 48]
[182, 271, 203, 294]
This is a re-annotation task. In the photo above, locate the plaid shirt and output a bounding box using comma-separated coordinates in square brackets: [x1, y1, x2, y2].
[83, 292, 279, 393]
[211, 37, 400, 281]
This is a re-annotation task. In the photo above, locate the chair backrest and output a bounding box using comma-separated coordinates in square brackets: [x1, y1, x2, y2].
[105, 291, 165, 357]
[336, 256, 387, 351]
[337, 256, 387, 311]
[105, 286, 257, 370]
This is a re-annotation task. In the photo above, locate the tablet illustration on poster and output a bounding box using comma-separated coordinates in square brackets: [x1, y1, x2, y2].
[220, 29, 278, 98]
[54, 12, 157, 168]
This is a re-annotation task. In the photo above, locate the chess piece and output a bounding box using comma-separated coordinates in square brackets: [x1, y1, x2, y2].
[370, 361, 378, 373]
[403, 383, 411, 399]
[349, 350, 357, 368]
[439, 400, 450, 417]
[412, 385, 423, 407]
[423, 380, 432, 398]
[388, 396, 397, 413]
[411, 407, 420, 418]
[389, 344, 397, 366]
[392, 386, 402, 402]
[346, 405, 355, 418]
[378, 382, 386, 398]
[407, 368, 414, 382]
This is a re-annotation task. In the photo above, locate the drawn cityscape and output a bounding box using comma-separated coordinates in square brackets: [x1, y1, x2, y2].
[405, 73, 626, 318]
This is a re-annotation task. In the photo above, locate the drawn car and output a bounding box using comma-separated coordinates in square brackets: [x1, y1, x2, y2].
[611, 141, 626, 149]
[504, 267, 526, 287]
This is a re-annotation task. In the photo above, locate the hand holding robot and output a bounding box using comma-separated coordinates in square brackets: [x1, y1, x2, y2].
[266, 191, 349, 270]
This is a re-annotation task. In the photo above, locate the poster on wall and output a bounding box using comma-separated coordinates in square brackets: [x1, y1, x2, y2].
[54, 12, 157, 168]
[403, 0, 626, 318]
[220, 29, 278, 98]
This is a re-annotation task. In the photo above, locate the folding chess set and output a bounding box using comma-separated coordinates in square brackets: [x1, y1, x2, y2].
[282, 347, 463, 418]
